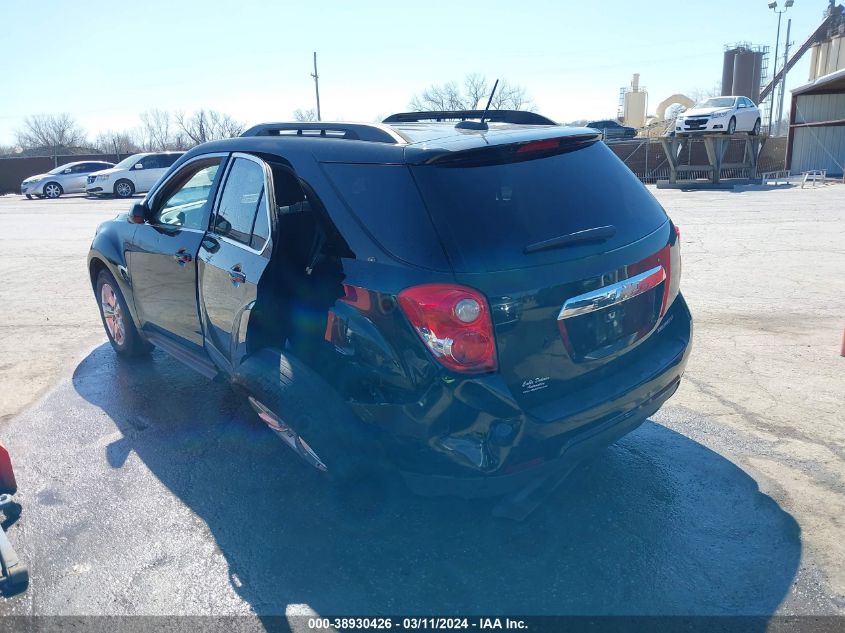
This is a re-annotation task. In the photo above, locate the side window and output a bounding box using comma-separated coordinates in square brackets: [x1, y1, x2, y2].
[250, 191, 270, 250]
[152, 159, 222, 230]
[161, 154, 181, 168]
[139, 155, 161, 169]
[213, 157, 268, 247]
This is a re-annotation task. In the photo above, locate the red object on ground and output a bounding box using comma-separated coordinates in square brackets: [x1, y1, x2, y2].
[0, 443, 17, 494]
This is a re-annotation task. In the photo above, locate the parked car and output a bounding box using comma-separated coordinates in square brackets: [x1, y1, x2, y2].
[20, 161, 115, 199]
[86, 152, 183, 198]
[586, 119, 637, 140]
[675, 96, 761, 135]
[87, 112, 691, 513]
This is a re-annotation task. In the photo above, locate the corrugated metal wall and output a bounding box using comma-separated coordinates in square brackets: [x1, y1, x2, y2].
[790, 93, 845, 176]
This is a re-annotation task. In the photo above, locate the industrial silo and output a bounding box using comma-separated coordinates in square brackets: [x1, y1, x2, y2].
[750, 52, 763, 102]
[732, 49, 756, 98]
[722, 49, 737, 96]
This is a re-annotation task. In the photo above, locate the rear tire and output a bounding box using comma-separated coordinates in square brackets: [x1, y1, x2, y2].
[43, 182, 62, 198]
[114, 179, 135, 198]
[95, 269, 151, 357]
[237, 349, 398, 509]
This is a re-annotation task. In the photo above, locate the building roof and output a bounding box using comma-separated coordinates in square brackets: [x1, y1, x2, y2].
[792, 67, 845, 96]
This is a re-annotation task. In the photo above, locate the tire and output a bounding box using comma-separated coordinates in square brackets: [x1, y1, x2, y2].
[750, 118, 761, 136]
[43, 182, 63, 199]
[726, 117, 736, 135]
[25, 194, 32, 200]
[114, 179, 135, 198]
[236, 349, 398, 509]
[95, 269, 151, 357]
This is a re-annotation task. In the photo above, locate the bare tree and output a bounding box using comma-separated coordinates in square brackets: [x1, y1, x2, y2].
[14, 113, 86, 151]
[175, 109, 245, 145]
[93, 130, 141, 156]
[293, 108, 318, 122]
[409, 74, 535, 112]
[138, 109, 175, 151]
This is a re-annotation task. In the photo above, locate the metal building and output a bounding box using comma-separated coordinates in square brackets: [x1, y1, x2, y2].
[786, 68, 845, 177]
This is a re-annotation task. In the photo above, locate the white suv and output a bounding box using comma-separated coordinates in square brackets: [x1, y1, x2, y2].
[86, 152, 183, 198]
[675, 96, 761, 136]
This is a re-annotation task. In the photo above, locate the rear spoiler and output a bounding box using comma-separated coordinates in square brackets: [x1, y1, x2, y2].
[406, 131, 601, 166]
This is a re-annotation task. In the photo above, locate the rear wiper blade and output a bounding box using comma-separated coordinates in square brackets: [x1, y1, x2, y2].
[523, 225, 616, 254]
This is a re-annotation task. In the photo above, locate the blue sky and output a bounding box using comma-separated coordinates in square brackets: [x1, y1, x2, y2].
[0, 0, 830, 145]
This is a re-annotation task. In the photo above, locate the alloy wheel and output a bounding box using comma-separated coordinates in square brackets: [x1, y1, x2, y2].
[116, 182, 133, 197]
[100, 283, 126, 346]
[44, 184, 61, 198]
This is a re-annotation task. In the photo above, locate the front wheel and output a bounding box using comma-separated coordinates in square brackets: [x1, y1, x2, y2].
[114, 179, 135, 198]
[750, 118, 761, 136]
[95, 269, 151, 357]
[25, 194, 32, 200]
[43, 182, 63, 198]
[726, 117, 736, 135]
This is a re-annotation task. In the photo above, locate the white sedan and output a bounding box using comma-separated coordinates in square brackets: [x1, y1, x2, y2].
[675, 96, 761, 136]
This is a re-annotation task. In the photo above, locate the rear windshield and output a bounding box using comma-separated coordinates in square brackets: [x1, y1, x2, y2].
[410, 141, 668, 272]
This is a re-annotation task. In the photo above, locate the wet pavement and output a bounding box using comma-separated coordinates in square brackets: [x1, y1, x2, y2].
[0, 344, 813, 616]
[0, 184, 843, 618]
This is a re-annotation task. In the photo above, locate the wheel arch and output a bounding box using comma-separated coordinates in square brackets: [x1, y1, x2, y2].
[88, 220, 142, 328]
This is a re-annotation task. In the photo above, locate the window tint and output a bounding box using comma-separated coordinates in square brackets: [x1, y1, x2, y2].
[160, 153, 181, 167]
[70, 163, 91, 173]
[214, 158, 267, 246]
[250, 191, 270, 250]
[323, 164, 450, 270]
[153, 159, 221, 230]
[410, 141, 668, 272]
[139, 155, 162, 169]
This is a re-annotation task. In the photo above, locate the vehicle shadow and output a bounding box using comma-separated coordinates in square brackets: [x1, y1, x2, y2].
[72, 344, 800, 619]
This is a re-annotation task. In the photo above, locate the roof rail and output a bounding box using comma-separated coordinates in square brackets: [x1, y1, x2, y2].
[382, 110, 557, 126]
[240, 122, 404, 144]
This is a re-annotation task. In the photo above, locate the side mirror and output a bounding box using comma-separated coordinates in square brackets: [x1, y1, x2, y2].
[128, 202, 147, 224]
[63, 168, 72, 174]
[134, 163, 144, 169]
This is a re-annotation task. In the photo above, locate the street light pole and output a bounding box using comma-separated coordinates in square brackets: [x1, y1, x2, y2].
[767, 0, 794, 134]
[776, 18, 792, 135]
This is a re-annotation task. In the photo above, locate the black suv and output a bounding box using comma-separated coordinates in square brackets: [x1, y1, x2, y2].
[586, 119, 638, 141]
[88, 110, 691, 515]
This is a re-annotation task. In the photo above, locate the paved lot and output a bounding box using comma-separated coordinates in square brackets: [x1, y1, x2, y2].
[0, 185, 843, 617]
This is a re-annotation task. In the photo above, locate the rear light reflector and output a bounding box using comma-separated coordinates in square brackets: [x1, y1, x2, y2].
[398, 284, 497, 374]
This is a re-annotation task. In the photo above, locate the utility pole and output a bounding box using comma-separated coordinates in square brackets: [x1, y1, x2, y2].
[767, 0, 793, 133]
[768, 11, 782, 133]
[311, 52, 322, 122]
[776, 18, 792, 136]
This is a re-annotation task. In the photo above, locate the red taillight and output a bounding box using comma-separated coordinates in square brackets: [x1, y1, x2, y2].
[398, 284, 497, 374]
[627, 223, 682, 314]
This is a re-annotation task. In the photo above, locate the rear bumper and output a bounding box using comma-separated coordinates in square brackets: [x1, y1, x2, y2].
[402, 375, 679, 498]
[358, 295, 692, 496]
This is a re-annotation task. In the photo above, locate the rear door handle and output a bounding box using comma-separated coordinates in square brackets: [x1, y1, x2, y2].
[174, 248, 192, 266]
[229, 264, 246, 286]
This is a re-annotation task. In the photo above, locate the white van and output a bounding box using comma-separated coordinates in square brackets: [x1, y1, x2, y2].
[86, 152, 183, 198]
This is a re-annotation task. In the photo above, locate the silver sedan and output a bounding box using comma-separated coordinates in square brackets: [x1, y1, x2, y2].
[20, 160, 115, 199]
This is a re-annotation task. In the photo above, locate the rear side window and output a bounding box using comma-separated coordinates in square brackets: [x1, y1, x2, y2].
[322, 164, 449, 270]
[160, 153, 181, 167]
[411, 141, 668, 272]
[214, 157, 268, 247]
